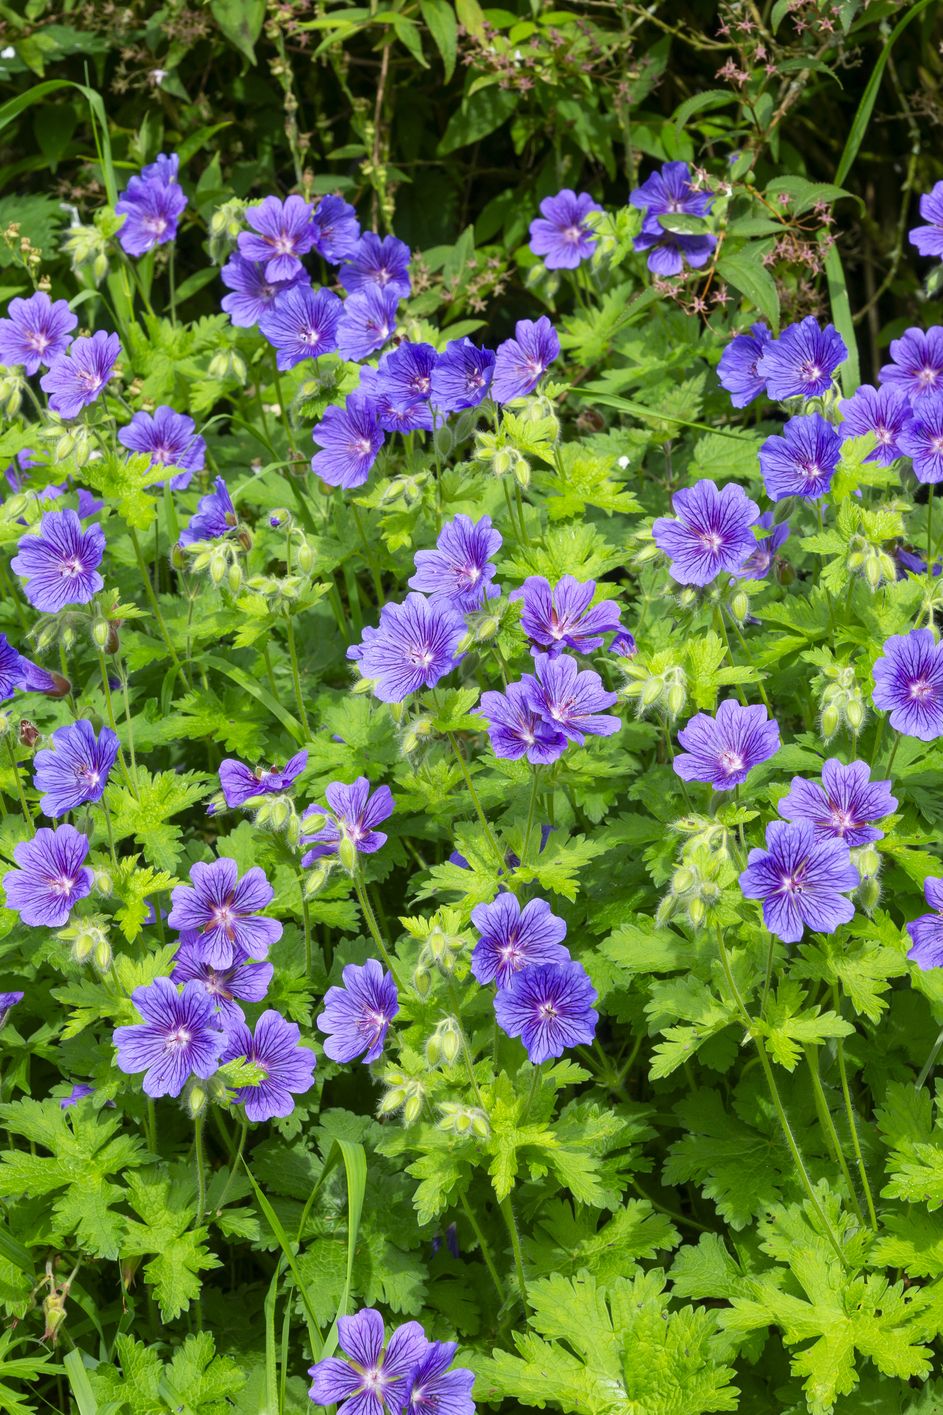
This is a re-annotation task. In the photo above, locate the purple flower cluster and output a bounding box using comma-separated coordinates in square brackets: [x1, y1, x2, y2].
[308, 1307, 474, 1415]
[40, 331, 120, 419]
[2, 824, 93, 927]
[481, 653, 620, 765]
[717, 317, 846, 408]
[116, 153, 188, 257]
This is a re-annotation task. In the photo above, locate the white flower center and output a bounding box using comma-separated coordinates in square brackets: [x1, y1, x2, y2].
[166, 1026, 192, 1050]
[910, 678, 934, 700]
[719, 749, 744, 773]
[50, 874, 76, 895]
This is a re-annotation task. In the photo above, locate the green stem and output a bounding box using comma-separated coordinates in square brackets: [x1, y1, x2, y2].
[351, 502, 384, 603]
[915, 1022, 943, 1092]
[194, 1115, 207, 1226]
[520, 1063, 542, 1123]
[716, 928, 847, 1266]
[283, 611, 310, 734]
[96, 650, 136, 796]
[458, 1191, 506, 1305]
[354, 872, 400, 986]
[727, 611, 773, 714]
[129, 527, 191, 690]
[499, 1196, 527, 1306]
[869, 713, 886, 770]
[118, 665, 140, 792]
[145, 1099, 158, 1155]
[168, 244, 176, 326]
[832, 994, 878, 1230]
[214, 1119, 249, 1214]
[514, 484, 530, 545]
[446, 977, 486, 1112]
[521, 768, 541, 865]
[884, 732, 901, 780]
[4, 735, 33, 835]
[713, 608, 748, 707]
[446, 732, 504, 871]
[298, 872, 313, 979]
[804, 1045, 864, 1225]
[100, 794, 118, 870]
[760, 931, 776, 1016]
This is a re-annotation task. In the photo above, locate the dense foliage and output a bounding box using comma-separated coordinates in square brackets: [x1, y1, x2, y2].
[4, 2, 943, 1413]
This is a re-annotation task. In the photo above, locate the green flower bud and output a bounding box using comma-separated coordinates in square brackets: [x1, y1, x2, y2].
[512, 453, 531, 489]
[403, 1093, 423, 1125]
[672, 866, 696, 895]
[433, 424, 453, 457]
[92, 937, 112, 972]
[208, 197, 246, 263]
[378, 1086, 407, 1115]
[226, 561, 243, 594]
[296, 539, 315, 573]
[0, 370, 23, 417]
[470, 1109, 490, 1139]
[413, 964, 432, 997]
[338, 835, 359, 874]
[492, 448, 514, 478]
[304, 861, 333, 897]
[846, 695, 865, 732]
[666, 681, 687, 719]
[820, 703, 840, 739]
[425, 1032, 441, 1066]
[688, 896, 706, 926]
[186, 1082, 209, 1119]
[94, 869, 112, 897]
[209, 548, 229, 585]
[858, 876, 881, 914]
[730, 590, 750, 623]
[91, 618, 111, 650]
[439, 1018, 461, 1065]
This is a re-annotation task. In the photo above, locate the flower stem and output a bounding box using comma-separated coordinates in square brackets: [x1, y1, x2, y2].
[458, 1191, 506, 1305]
[831, 994, 878, 1229]
[214, 1119, 249, 1214]
[128, 527, 191, 690]
[499, 1195, 527, 1305]
[100, 794, 119, 870]
[194, 1115, 207, 1226]
[803, 1044, 864, 1226]
[4, 735, 33, 836]
[282, 610, 310, 734]
[446, 732, 504, 871]
[354, 871, 400, 986]
[521, 767, 541, 865]
[716, 927, 847, 1266]
[96, 649, 136, 796]
[915, 1022, 943, 1092]
[118, 664, 140, 792]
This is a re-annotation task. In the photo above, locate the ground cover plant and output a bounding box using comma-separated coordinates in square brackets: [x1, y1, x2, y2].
[6, 2, 943, 1413]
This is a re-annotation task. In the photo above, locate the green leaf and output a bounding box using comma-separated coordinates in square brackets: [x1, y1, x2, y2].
[438, 86, 517, 156]
[716, 249, 780, 332]
[210, 0, 266, 63]
[419, 0, 457, 80]
[121, 1173, 222, 1321]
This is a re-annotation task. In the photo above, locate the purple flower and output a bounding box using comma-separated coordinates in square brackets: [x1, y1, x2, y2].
[310, 194, 361, 264]
[879, 327, 943, 402]
[301, 777, 394, 865]
[529, 189, 602, 269]
[755, 317, 846, 401]
[675, 698, 780, 791]
[259, 284, 343, 370]
[373, 342, 437, 432]
[652, 480, 759, 587]
[0, 993, 23, 1028]
[219, 253, 306, 328]
[0, 636, 62, 698]
[359, 367, 431, 436]
[317, 959, 399, 1064]
[733, 512, 790, 581]
[494, 959, 598, 1063]
[717, 322, 772, 408]
[480, 680, 568, 765]
[758, 413, 842, 502]
[513, 575, 622, 657]
[629, 161, 715, 275]
[113, 977, 225, 1098]
[220, 1009, 316, 1122]
[2, 824, 93, 927]
[611, 630, 638, 657]
[778, 759, 897, 847]
[59, 1083, 95, 1109]
[32, 720, 119, 817]
[237, 195, 315, 281]
[308, 1307, 428, 1415]
[0, 292, 77, 374]
[429, 338, 495, 413]
[838, 383, 911, 466]
[471, 893, 569, 987]
[11, 510, 105, 612]
[178, 477, 236, 546]
[311, 394, 385, 490]
[910, 183, 943, 259]
[356, 593, 465, 703]
[40, 331, 120, 419]
[898, 395, 943, 483]
[115, 153, 187, 256]
[896, 545, 942, 579]
[492, 317, 560, 402]
[336, 287, 399, 362]
[872, 629, 943, 740]
[340, 233, 411, 301]
[739, 820, 859, 944]
[218, 750, 308, 809]
[171, 939, 273, 1023]
[118, 405, 206, 491]
[402, 1343, 475, 1415]
[167, 857, 282, 968]
[906, 877, 943, 969]
[409, 514, 501, 611]
[523, 653, 620, 744]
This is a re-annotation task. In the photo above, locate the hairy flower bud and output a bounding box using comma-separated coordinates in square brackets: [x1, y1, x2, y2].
[185, 1082, 209, 1119]
[820, 702, 841, 739]
[208, 197, 246, 263]
[92, 936, 113, 972]
[209, 548, 229, 585]
[94, 869, 112, 897]
[91, 618, 112, 650]
[0, 370, 23, 417]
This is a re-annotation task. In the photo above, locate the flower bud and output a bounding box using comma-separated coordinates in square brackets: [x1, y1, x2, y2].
[379, 1085, 407, 1115]
[338, 835, 359, 874]
[209, 548, 229, 585]
[186, 1082, 209, 1119]
[433, 424, 453, 457]
[296, 539, 315, 574]
[403, 1093, 423, 1125]
[0, 371, 23, 417]
[94, 869, 112, 897]
[91, 618, 112, 650]
[208, 197, 246, 263]
[413, 964, 432, 997]
[854, 844, 881, 881]
[820, 703, 841, 740]
[42, 1292, 68, 1345]
[19, 719, 39, 748]
[666, 681, 687, 719]
[208, 348, 247, 384]
[858, 875, 881, 914]
[92, 936, 113, 972]
[227, 562, 243, 594]
[845, 695, 865, 732]
[304, 861, 333, 897]
[688, 896, 706, 926]
[512, 453, 531, 489]
[492, 448, 514, 479]
[730, 590, 750, 623]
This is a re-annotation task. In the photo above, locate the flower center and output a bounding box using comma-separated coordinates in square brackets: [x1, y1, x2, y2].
[538, 1001, 559, 1019]
[931, 437, 943, 456]
[407, 646, 435, 668]
[910, 677, 934, 700]
[27, 330, 50, 352]
[719, 749, 744, 773]
[699, 531, 723, 552]
[49, 873, 76, 895]
[166, 1026, 192, 1050]
[352, 438, 372, 456]
[829, 806, 854, 833]
[303, 328, 321, 346]
[273, 234, 295, 254]
[143, 215, 168, 235]
[60, 555, 84, 578]
[77, 369, 103, 393]
[918, 366, 939, 386]
[563, 224, 582, 243]
[799, 360, 823, 382]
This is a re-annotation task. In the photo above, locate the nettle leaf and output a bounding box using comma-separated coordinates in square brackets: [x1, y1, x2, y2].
[0, 1099, 146, 1258]
[121, 1173, 222, 1320]
[500, 522, 624, 582]
[81, 450, 166, 530]
[474, 1271, 739, 1415]
[542, 443, 642, 520]
[645, 974, 739, 1079]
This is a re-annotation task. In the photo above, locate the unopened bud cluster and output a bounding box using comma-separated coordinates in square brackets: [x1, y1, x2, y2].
[59, 917, 112, 972]
[846, 533, 896, 591]
[379, 1067, 427, 1125]
[621, 654, 687, 720]
[657, 842, 731, 928]
[819, 663, 866, 740]
[852, 842, 882, 915]
[437, 1102, 489, 1138]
